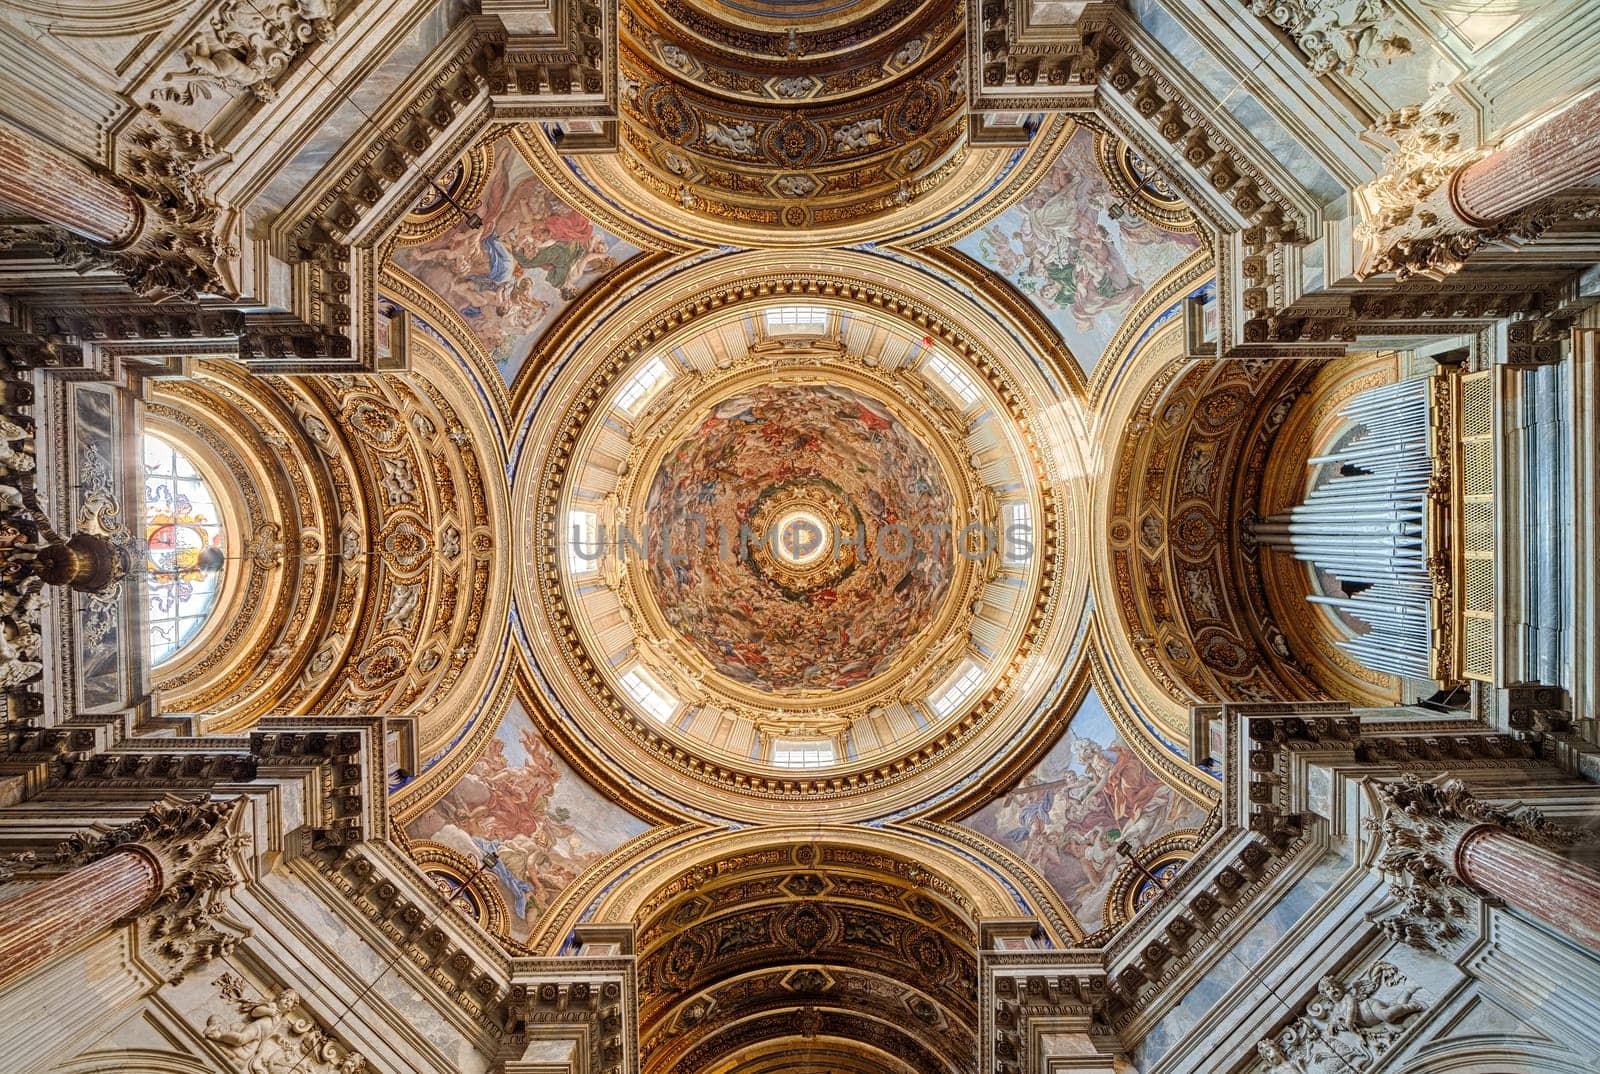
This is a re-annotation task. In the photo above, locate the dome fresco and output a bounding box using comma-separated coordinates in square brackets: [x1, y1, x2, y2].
[517, 276, 1080, 820]
[639, 381, 957, 692]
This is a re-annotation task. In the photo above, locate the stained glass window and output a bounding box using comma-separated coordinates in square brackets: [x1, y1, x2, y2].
[143, 433, 226, 664]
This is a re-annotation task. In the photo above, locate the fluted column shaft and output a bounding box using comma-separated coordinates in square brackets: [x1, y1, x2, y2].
[1457, 826, 1600, 952]
[0, 118, 140, 246]
[0, 848, 161, 988]
[1451, 90, 1600, 226]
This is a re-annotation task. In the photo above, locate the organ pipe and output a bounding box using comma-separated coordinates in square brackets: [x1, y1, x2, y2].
[1261, 377, 1435, 679]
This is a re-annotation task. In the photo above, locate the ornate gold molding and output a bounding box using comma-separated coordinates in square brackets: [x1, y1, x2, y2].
[512, 254, 1084, 822]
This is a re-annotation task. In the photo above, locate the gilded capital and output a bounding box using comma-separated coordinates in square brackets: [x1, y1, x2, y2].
[56, 795, 251, 981]
[1353, 95, 1488, 281]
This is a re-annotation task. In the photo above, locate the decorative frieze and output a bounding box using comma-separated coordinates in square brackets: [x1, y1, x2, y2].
[505, 960, 634, 1073]
[981, 951, 1108, 1074]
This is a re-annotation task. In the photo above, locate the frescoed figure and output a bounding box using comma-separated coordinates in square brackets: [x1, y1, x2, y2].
[394, 138, 639, 382]
[963, 689, 1208, 928]
[956, 128, 1203, 372]
[407, 699, 651, 940]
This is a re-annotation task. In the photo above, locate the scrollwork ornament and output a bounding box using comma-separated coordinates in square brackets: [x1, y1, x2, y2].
[1256, 961, 1427, 1074]
[207, 973, 367, 1074]
[160, 0, 339, 104]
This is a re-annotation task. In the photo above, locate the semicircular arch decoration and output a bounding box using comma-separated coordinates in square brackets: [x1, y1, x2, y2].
[624, 836, 983, 1074]
[145, 337, 512, 769]
[1091, 321, 1329, 741]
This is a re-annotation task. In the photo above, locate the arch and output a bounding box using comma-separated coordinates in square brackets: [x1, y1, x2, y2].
[1090, 329, 1327, 744]
[51, 1049, 222, 1074]
[531, 822, 1057, 954]
[143, 332, 513, 771]
[593, 829, 993, 1074]
[1398, 1038, 1595, 1074]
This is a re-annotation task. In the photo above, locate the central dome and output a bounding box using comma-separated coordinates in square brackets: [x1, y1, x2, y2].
[639, 381, 957, 693]
[514, 258, 1084, 820]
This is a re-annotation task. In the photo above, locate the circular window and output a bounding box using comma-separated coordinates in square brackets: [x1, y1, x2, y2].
[142, 433, 226, 665]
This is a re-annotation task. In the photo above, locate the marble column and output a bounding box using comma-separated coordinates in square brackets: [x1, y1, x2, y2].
[0, 118, 140, 247]
[0, 796, 244, 988]
[0, 848, 161, 989]
[1356, 89, 1600, 279]
[1370, 774, 1596, 953]
[1456, 825, 1600, 952]
[1451, 89, 1600, 227]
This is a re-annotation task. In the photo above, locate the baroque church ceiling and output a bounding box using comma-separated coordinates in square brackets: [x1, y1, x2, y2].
[362, 8, 1232, 1065]
[9, 2, 1599, 1073]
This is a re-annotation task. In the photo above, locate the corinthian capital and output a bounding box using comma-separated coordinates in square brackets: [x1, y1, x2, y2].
[1353, 94, 1488, 281]
[1365, 775, 1578, 951]
[0, 109, 239, 303]
[55, 795, 252, 982]
[111, 110, 241, 302]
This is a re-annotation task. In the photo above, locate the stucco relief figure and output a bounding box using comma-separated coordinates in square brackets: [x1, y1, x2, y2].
[773, 76, 816, 98]
[380, 584, 419, 632]
[170, 0, 338, 102]
[892, 38, 927, 67]
[658, 43, 694, 74]
[394, 138, 637, 380]
[833, 118, 884, 151]
[963, 690, 1207, 926]
[1247, 0, 1412, 78]
[206, 982, 368, 1074]
[1256, 962, 1427, 1074]
[704, 122, 760, 155]
[204, 988, 313, 1072]
[776, 174, 819, 197]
